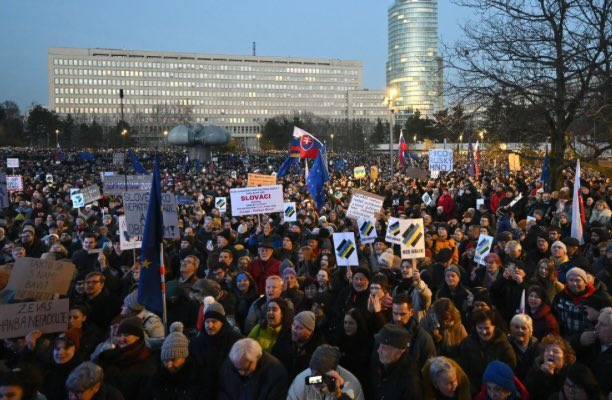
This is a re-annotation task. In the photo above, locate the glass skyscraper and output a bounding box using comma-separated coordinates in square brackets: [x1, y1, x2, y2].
[387, 0, 442, 124]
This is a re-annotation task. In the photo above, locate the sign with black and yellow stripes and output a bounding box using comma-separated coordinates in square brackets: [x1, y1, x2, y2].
[333, 232, 359, 266]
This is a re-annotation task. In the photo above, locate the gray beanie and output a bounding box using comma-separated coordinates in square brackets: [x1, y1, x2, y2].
[124, 291, 144, 312]
[161, 322, 189, 361]
[309, 344, 341, 373]
[203, 301, 226, 322]
[294, 311, 316, 331]
[445, 265, 461, 278]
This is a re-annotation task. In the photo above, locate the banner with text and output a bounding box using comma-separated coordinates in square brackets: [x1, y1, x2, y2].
[229, 185, 284, 216]
[6, 175, 23, 192]
[103, 175, 152, 195]
[123, 191, 180, 239]
[6, 158, 19, 168]
[0, 299, 69, 339]
[429, 149, 453, 172]
[247, 173, 277, 187]
[346, 189, 385, 220]
[7, 258, 75, 301]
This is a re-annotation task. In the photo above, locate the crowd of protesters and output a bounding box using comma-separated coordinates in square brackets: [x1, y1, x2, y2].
[0, 145, 610, 400]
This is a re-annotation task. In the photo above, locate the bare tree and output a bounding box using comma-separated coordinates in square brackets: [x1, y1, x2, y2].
[446, 0, 611, 189]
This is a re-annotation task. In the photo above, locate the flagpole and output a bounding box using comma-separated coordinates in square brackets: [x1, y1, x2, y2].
[160, 242, 168, 333]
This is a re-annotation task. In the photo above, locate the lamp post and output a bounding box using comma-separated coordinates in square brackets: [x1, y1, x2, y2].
[256, 133, 261, 150]
[330, 134, 334, 153]
[122, 129, 127, 149]
[459, 134, 463, 154]
[387, 87, 398, 179]
[55, 129, 59, 146]
[163, 129, 168, 151]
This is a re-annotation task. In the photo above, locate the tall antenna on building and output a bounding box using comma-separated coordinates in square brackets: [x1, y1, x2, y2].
[252, 42, 256, 56]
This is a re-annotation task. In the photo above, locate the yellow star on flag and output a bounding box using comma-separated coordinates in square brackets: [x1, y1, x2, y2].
[143, 259, 151, 269]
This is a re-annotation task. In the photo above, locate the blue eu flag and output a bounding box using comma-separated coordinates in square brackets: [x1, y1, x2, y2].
[306, 145, 329, 211]
[128, 149, 147, 174]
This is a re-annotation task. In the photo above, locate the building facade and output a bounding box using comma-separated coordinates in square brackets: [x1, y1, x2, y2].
[48, 47, 387, 146]
[387, 0, 443, 125]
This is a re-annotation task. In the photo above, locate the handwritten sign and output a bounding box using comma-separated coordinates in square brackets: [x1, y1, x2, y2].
[6, 158, 19, 168]
[118, 215, 142, 250]
[247, 173, 277, 187]
[0, 299, 69, 339]
[123, 191, 180, 239]
[429, 150, 453, 172]
[81, 184, 101, 204]
[7, 258, 75, 301]
[346, 189, 385, 220]
[113, 153, 124, 166]
[6, 175, 23, 192]
[103, 175, 151, 195]
[229, 185, 284, 216]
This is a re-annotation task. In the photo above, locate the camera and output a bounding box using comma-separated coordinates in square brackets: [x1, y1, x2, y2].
[305, 374, 336, 391]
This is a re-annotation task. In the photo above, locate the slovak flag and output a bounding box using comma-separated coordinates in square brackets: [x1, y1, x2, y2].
[55, 142, 64, 162]
[398, 133, 408, 168]
[293, 127, 322, 159]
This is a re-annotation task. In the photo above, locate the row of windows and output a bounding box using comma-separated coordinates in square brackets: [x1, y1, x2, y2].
[52, 58, 358, 76]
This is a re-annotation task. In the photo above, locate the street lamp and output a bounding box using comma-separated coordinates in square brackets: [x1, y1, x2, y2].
[163, 129, 168, 151]
[55, 129, 60, 146]
[256, 133, 261, 150]
[330, 134, 334, 152]
[413, 134, 417, 143]
[459, 134, 463, 153]
[387, 87, 398, 179]
[121, 129, 127, 148]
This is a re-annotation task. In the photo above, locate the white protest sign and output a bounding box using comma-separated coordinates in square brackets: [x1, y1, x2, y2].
[45, 174, 54, 183]
[284, 202, 297, 222]
[422, 193, 433, 207]
[123, 191, 180, 239]
[6, 176, 23, 192]
[215, 197, 227, 213]
[81, 184, 101, 204]
[0, 173, 8, 209]
[229, 185, 284, 216]
[430, 170, 440, 179]
[7, 258, 75, 301]
[118, 215, 142, 250]
[357, 217, 377, 244]
[103, 175, 151, 195]
[476, 198, 485, 208]
[474, 234, 494, 265]
[346, 189, 385, 220]
[0, 299, 69, 340]
[527, 216, 536, 224]
[231, 171, 237, 179]
[70, 188, 85, 208]
[6, 158, 19, 168]
[385, 217, 402, 245]
[113, 153, 124, 166]
[333, 232, 359, 266]
[429, 149, 453, 172]
[399, 219, 426, 259]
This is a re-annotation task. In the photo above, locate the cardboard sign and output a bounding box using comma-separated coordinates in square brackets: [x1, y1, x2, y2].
[6, 158, 19, 168]
[176, 195, 194, 206]
[399, 219, 425, 259]
[45, 173, 54, 183]
[7, 258, 75, 301]
[333, 232, 359, 266]
[429, 149, 453, 171]
[357, 217, 377, 244]
[247, 173, 277, 187]
[123, 191, 180, 239]
[346, 189, 385, 220]
[405, 168, 429, 180]
[422, 193, 433, 207]
[118, 215, 142, 250]
[113, 153, 124, 166]
[0, 299, 69, 340]
[6, 175, 23, 192]
[229, 185, 284, 216]
[215, 197, 227, 213]
[0, 173, 8, 209]
[474, 234, 494, 265]
[509, 154, 521, 171]
[353, 166, 366, 179]
[284, 202, 297, 222]
[430, 170, 440, 179]
[370, 166, 379, 181]
[81, 184, 101, 204]
[385, 217, 402, 245]
[103, 175, 151, 195]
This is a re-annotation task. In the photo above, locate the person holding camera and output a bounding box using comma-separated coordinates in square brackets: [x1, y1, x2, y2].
[287, 344, 364, 400]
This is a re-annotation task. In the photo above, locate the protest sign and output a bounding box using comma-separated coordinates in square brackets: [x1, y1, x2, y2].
[247, 173, 277, 187]
[6, 158, 19, 168]
[476, 198, 485, 208]
[123, 191, 180, 239]
[6, 176, 23, 192]
[45, 174, 54, 183]
[176, 195, 194, 206]
[0, 299, 69, 340]
[0, 173, 8, 209]
[474, 234, 494, 265]
[527, 216, 536, 224]
[399, 219, 426, 259]
[70, 188, 85, 208]
[346, 189, 385, 220]
[229, 185, 284, 216]
[215, 197, 227, 213]
[422, 193, 433, 207]
[430, 170, 440, 179]
[370, 166, 379, 181]
[81, 184, 101, 204]
[103, 175, 151, 195]
[508, 154, 521, 171]
[353, 166, 366, 179]
[429, 149, 453, 172]
[405, 168, 429, 180]
[333, 232, 359, 266]
[284, 202, 297, 222]
[7, 257, 75, 301]
[357, 217, 377, 244]
[385, 217, 402, 245]
[118, 215, 142, 250]
[113, 153, 124, 166]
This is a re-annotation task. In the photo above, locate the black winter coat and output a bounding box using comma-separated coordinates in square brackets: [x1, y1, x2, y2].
[367, 349, 423, 400]
[144, 357, 201, 400]
[218, 352, 289, 400]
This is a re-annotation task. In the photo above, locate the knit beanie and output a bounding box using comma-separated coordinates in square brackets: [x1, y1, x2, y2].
[378, 251, 394, 268]
[445, 265, 461, 278]
[472, 288, 492, 307]
[282, 267, 297, 279]
[309, 345, 341, 373]
[203, 301, 226, 322]
[279, 259, 295, 276]
[123, 291, 145, 312]
[482, 361, 517, 395]
[161, 322, 189, 361]
[353, 267, 371, 281]
[117, 317, 144, 339]
[552, 240, 567, 252]
[294, 311, 316, 331]
[566, 267, 588, 282]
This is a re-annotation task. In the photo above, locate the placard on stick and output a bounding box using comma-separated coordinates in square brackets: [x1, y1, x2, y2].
[7, 257, 75, 301]
[346, 189, 385, 220]
[399, 219, 425, 259]
[333, 232, 359, 266]
[474, 234, 494, 265]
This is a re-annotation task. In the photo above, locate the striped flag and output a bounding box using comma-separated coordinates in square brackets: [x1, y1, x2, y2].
[570, 159, 585, 244]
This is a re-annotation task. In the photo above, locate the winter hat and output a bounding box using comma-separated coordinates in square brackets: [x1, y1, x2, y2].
[436, 248, 453, 263]
[21, 226, 36, 235]
[566, 267, 588, 282]
[472, 288, 492, 307]
[282, 267, 297, 279]
[161, 322, 189, 361]
[309, 345, 341, 373]
[117, 317, 145, 339]
[551, 240, 567, 252]
[482, 361, 517, 395]
[203, 301, 226, 322]
[353, 267, 371, 281]
[374, 324, 410, 349]
[378, 251, 394, 268]
[217, 230, 233, 244]
[294, 311, 316, 331]
[445, 265, 461, 278]
[57, 328, 81, 352]
[562, 237, 580, 248]
[279, 259, 295, 276]
[123, 291, 145, 312]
